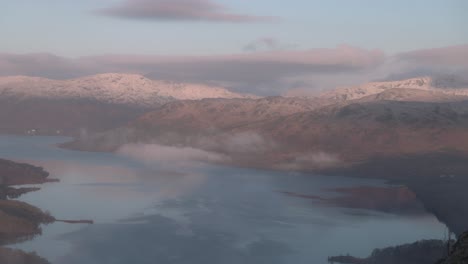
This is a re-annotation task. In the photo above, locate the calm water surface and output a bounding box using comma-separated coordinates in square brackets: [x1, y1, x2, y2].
[0, 136, 447, 264]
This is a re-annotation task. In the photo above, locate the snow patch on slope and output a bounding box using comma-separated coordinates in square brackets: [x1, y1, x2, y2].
[0, 73, 252, 107]
[320, 76, 468, 101]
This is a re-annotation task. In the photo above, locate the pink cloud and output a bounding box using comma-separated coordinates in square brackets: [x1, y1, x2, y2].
[0, 53, 95, 79]
[85, 45, 384, 69]
[397, 44, 468, 66]
[97, 0, 277, 23]
[379, 44, 468, 82]
[0, 45, 385, 95]
[236, 45, 384, 67]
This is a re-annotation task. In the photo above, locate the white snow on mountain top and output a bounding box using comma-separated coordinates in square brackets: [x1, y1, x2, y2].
[320, 76, 468, 101]
[0, 73, 253, 107]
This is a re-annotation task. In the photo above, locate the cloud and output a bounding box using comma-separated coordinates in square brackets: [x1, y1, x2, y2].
[0, 53, 95, 79]
[96, 0, 277, 23]
[194, 132, 276, 154]
[0, 45, 385, 95]
[243, 38, 298, 52]
[93, 45, 385, 95]
[2, 44, 467, 96]
[379, 44, 468, 82]
[223, 132, 276, 154]
[396, 44, 468, 67]
[296, 152, 341, 167]
[117, 143, 229, 166]
[278, 152, 341, 170]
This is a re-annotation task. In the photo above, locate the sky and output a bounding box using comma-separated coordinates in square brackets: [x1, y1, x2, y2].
[1, 0, 467, 95]
[2, 0, 467, 56]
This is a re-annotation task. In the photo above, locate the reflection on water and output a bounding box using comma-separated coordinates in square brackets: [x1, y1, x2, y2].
[0, 136, 448, 264]
[59, 214, 295, 264]
[278, 185, 427, 216]
[0, 186, 40, 200]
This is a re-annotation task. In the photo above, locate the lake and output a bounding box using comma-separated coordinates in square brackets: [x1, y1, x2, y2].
[0, 135, 447, 264]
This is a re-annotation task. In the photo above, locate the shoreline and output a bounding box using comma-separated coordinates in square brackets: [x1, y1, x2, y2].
[0, 158, 93, 264]
[5, 135, 468, 263]
[60, 137, 468, 235]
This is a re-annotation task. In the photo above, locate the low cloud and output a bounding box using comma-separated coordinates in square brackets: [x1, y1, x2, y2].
[0, 53, 95, 79]
[0, 45, 385, 95]
[223, 132, 276, 154]
[136, 45, 385, 94]
[117, 143, 229, 166]
[279, 152, 341, 170]
[396, 44, 468, 67]
[380, 44, 468, 82]
[207, 131, 277, 156]
[114, 142, 232, 198]
[192, 132, 277, 155]
[97, 0, 277, 23]
[2, 43, 468, 95]
[296, 152, 340, 167]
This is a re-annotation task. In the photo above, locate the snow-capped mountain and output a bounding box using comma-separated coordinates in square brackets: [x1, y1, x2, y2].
[0, 73, 252, 107]
[320, 76, 468, 102]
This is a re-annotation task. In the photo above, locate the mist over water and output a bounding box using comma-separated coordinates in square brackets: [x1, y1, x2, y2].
[1, 136, 447, 264]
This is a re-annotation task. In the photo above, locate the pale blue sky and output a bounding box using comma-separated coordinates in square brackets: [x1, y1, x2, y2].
[1, 0, 467, 57]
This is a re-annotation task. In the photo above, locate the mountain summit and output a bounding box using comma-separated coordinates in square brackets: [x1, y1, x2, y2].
[0, 73, 251, 108]
[319, 76, 468, 102]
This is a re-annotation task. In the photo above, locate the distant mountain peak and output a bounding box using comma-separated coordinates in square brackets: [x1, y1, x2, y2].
[320, 76, 468, 102]
[0, 73, 252, 107]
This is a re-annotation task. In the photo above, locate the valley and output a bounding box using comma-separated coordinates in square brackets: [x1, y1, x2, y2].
[1, 74, 468, 263]
[4, 2, 467, 263]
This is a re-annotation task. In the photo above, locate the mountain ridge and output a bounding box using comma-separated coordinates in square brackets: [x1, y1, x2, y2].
[63, 96, 468, 171]
[0, 73, 252, 108]
[319, 76, 468, 102]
